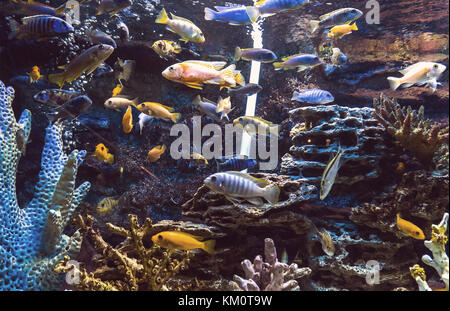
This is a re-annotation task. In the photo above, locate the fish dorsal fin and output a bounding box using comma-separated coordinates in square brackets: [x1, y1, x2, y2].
[225, 171, 270, 187]
[202, 97, 217, 106]
[214, 5, 243, 11]
[254, 0, 268, 6]
[183, 60, 226, 71]
[399, 62, 428, 75]
[170, 13, 194, 24]
[281, 54, 298, 62]
[319, 11, 335, 21]
[251, 116, 272, 125]
[22, 15, 54, 23]
[113, 95, 132, 99]
[172, 231, 204, 241]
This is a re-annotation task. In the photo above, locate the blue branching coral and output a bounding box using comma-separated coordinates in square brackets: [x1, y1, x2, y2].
[0, 81, 91, 290]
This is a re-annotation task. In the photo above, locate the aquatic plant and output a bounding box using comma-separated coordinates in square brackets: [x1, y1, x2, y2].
[410, 213, 449, 291]
[55, 214, 194, 290]
[230, 238, 311, 291]
[0, 81, 90, 290]
[372, 94, 449, 166]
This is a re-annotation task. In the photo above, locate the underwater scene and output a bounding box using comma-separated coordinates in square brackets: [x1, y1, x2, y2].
[0, 0, 448, 293]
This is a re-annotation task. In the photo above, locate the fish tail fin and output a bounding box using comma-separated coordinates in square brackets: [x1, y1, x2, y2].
[203, 239, 216, 255]
[171, 112, 181, 123]
[235, 47, 242, 61]
[48, 73, 65, 89]
[7, 18, 20, 40]
[156, 8, 169, 24]
[291, 91, 301, 101]
[55, 1, 68, 14]
[220, 64, 237, 86]
[352, 23, 358, 31]
[387, 77, 401, 91]
[160, 144, 166, 154]
[234, 71, 246, 86]
[204, 7, 217, 21]
[273, 62, 283, 70]
[310, 20, 320, 34]
[263, 184, 280, 204]
[245, 6, 260, 23]
[131, 97, 139, 107]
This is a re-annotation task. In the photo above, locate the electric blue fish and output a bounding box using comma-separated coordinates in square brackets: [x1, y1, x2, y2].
[204, 6, 252, 25]
[291, 89, 334, 104]
[246, 0, 310, 22]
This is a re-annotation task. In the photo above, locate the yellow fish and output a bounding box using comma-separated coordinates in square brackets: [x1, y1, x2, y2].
[27, 65, 41, 83]
[327, 23, 358, 39]
[233, 116, 279, 137]
[155, 8, 205, 43]
[97, 197, 119, 214]
[191, 152, 209, 166]
[316, 228, 335, 256]
[94, 143, 114, 164]
[397, 214, 425, 240]
[147, 145, 166, 162]
[216, 96, 234, 120]
[151, 231, 215, 254]
[112, 84, 123, 97]
[152, 40, 182, 59]
[137, 102, 181, 123]
[122, 106, 133, 134]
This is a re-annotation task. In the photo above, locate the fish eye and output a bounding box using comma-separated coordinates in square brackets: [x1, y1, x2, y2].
[433, 64, 438, 69]
[158, 235, 163, 240]
[101, 204, 105, 207]
[211, 176, 217, 182]
[101, 147, 104, 150]
[415, 232, 420, 236]
[169, 67, 175, 72]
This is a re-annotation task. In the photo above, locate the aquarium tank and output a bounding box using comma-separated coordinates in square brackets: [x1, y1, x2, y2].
[0, 0, 448, 295]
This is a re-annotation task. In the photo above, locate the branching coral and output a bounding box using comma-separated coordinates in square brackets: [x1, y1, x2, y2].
[410, 213, 449, 291]
[0, 81, 90, 290]
[230, 238, 311, 291]
[55, 214, 194, 290]
[372, 94, 449, 166]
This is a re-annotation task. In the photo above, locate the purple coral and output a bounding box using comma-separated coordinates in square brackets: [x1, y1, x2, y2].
[231, 238, 311, 291]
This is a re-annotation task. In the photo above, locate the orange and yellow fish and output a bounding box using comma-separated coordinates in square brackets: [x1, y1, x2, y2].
[162, 60, 237, 90]
[137, 102, 181, 123]
[327, 23, 358, 39]
[122, 106, 133, 134]
[94, 143, 114, 164]
[151, 231, 215, 254]
[147, 145, 166, 162]
[112, 84, 123, 97]
[397, 214, 425, 240]
[27, 65, 41, 83]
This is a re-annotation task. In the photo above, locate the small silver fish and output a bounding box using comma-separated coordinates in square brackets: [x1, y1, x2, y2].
[138, 113, 154, 135]
[192, 95, 222, 122]
[320, 148, 344, 200]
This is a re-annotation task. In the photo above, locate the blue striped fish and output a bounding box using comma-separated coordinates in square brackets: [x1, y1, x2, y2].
[246, 0, 309, 22]
[9, 14, 74, 40]
[204, 6, 252, 25]
[204, 171, 280, 205]
[216, 156, 257, 171]
[291, 89, 334, 104]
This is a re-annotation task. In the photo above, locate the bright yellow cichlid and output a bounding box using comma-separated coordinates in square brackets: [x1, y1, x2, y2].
[327, 23, 358, 39]
[152, 40, 182, 59]
[112, 84, 123, 97]
[151, 231, 215, 254]
[122, 106, 133, 134]
[155, 8, 205, 43]
[94, 143, 115, 164]
[97, 197, 119, 214]
[233, 116, 279, 137]
[147, 145, 166, 162]
[27, 65, 41, 83]
[49, 44, 114, 89]
[397, 214, 425, 240]
[137, 102, 181, 123]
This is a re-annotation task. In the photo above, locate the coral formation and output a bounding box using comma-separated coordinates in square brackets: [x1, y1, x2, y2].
[372, 94, 449, 167]
[0, 81, 90, 290]
[410, 213, 449, 291]
[55, 214, 195, 290]
[230, 238, 311, 291]
[281, 104, 387, 197]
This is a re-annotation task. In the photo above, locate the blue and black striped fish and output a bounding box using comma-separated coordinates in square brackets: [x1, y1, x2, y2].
[216, 156, 257, 171]
[291, 89, 334, 104]
[9, 14, 74, 40]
